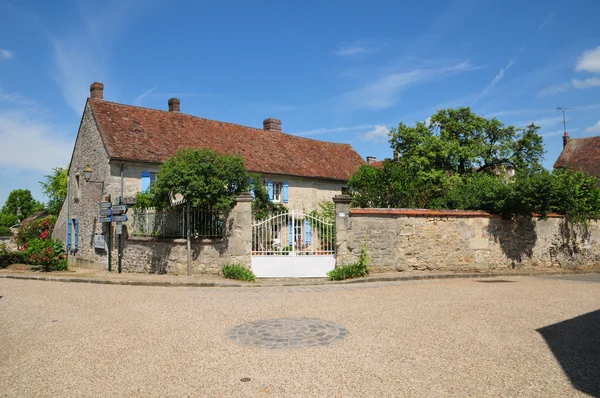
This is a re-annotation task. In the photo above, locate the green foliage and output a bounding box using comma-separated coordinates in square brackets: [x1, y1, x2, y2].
[0, 226, 12, 236]
[251, 174, 287, 220]
[39, 166, 68, 215]
[328, 237, 370, 281]
[550, 168, 600, 223]
[1, 189, 44, 219]
[309, 201, 336, 249]
[132, 190, 155, 211]
[15, 216, 56, 245]
[150, 148, 250, 212]
[25, 237, 67, 271]
[222, 263, 256, 281]
[0, 244, 27, 268]
[0, 212, 18, 228]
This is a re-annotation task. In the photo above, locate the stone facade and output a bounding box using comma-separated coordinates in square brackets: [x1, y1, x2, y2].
[258, 173, 344, 211]
[334, 199, 600, 272]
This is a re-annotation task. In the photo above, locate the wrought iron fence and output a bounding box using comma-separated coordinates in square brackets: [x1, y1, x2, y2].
[131, 207, 224, 239]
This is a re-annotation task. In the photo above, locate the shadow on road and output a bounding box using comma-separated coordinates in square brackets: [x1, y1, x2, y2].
[537, 309, 600, 397]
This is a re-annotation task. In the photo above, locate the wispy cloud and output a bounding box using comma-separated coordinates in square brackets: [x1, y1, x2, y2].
[540, 128, 578, 138]
[474, 12, 554, 104]
[296, 124, 378, 136]
[133, 87, 157, 105]
[575, 45, 600, 73]
[473, 60, 515, 104]
[537, 83, 571, 97]
[586, 121, 600, 133]
[0, 108, 72, 173]
[359, 125, 390, 142]
[338, 61, 478, 110]
[333, 41, 384, 57]
[0, 49, 13, 60]
[572, 77, 600, 89]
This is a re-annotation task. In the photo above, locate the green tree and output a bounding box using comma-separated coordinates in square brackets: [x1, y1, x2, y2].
[389, 107, 545, 175]
[149, 148, 250, 211]
[1, 189, 44, 220]
[0, 213, 18, 228]
[39, 166, 68, 215]
[250, 174, 286, 221]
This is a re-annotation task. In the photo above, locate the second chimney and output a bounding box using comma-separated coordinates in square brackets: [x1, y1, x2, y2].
[168, 98, 180, 112]
[366, 156, 377, 165]
[563, 132, 570, 149]
[263, 118, 282, 131]
[90, 82, 104, 100]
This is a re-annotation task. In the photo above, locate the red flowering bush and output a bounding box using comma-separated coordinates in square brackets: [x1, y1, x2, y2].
[15, 215, 56, 246]
[25, 237, 67, 271]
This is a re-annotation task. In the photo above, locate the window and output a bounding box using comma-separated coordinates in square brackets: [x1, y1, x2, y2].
[141, 171, 157, 191]
[266, 181, 289, 203]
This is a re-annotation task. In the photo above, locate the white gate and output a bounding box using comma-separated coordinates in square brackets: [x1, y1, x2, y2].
[251, 210, 335, 277]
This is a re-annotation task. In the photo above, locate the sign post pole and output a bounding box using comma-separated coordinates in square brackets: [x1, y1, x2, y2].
[117, 197, 122, 274]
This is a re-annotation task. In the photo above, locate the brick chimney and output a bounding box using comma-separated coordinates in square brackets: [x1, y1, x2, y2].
[563, 132, 570, 149]
[89, 82, 104, 100]
[263, 118, 282, 131]
[168, 98, 180, 112]
[366, 156, 377, 165]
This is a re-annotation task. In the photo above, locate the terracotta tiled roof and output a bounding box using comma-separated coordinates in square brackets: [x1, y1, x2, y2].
[89, 99, 364, 181]
[554, 136, 600, 177]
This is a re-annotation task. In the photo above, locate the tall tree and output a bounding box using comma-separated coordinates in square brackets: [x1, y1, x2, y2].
[149, 148, 249, 211]
[39, 166, 68, 215]
[1, 189, 44, 220]
[389, 107, 545, 175]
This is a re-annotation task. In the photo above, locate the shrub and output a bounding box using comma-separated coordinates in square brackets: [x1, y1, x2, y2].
[26, 237, 67, 272]
[15, 216, 57, 245]
[328, 237, 370, 281]
[0, 244, 28, 268]
[0, 226, 12, 236]
[222, 263, 256, 281]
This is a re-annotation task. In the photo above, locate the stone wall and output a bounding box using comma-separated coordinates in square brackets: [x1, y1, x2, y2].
[334, 197, 600, 272]
[104, 193, 252, 274]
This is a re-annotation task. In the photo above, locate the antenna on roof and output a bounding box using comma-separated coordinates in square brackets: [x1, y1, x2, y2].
[557, 106, 573, 135]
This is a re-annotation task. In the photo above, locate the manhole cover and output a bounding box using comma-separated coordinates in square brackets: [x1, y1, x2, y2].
[228, 318, 348, 349]
[477, 279, 514, 283]
[240, 377, 251, 382]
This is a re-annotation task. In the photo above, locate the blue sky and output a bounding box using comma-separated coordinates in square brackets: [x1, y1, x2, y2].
[1, 0, 599, 207]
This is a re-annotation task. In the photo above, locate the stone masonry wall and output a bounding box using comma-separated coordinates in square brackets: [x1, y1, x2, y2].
[334, 200, 600, 272]
[119, 193, 252, 274]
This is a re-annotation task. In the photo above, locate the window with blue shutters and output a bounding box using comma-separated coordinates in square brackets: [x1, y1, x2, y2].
[141, 172, 151, 191]
[67, 219, 72, 250]
[249, 179, 255, 199]
[282, 182, 289, 203]
[305, 219, 312, 245]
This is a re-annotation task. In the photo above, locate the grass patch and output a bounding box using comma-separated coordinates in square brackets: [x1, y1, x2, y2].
[222, 263, 256, 282]
[328, 235, 370, 281]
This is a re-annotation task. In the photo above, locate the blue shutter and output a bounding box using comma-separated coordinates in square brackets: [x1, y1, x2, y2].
[305, 219, 312, 245]
[288, 221, 293, 246]
[67, 219, 72, 250]
[74, 219, 79, 250]
[141, 172, 151, 191]
[282, 182, 289, 203]
[267, 181, 274, 201]
[249, 179, 255, 199]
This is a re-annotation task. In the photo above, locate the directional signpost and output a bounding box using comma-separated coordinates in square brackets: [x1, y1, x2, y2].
[99, 195, 113, 271]
[113, 215, 128, 222]
[99, 216, 113, 223]
[98, 199, 129, 273]
[100, 208, 112, 217]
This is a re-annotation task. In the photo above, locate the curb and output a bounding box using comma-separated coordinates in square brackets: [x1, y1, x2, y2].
[0, 269, 598, 288]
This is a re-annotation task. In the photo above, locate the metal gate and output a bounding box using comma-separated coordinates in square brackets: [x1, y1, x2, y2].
[251, 210, 335, 277]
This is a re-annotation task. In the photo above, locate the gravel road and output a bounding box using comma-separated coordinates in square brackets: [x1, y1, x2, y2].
[1, 275, 598, 397]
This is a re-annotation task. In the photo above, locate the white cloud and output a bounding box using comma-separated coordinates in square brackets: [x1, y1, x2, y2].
[586, 121, 600, 133]
[0, 49, 13, 60]
[576, 46, 600, 73]
[359, 125, 390, 142]
[572, 77, 600, 89]
[296, 124, 377, 136]
[537, 83, 571, 97]
[339, 61, 478, 110]
[473, 59, 515, 104]
[333, 41, 383, 56]
[0, 109, 72, 173]
[540, 128, 579, 138]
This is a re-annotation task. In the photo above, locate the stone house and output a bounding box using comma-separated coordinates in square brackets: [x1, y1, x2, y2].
[554, 132, 600, 178]
[53, 82, 364, 269]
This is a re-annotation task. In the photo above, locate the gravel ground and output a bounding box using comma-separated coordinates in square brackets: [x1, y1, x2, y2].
[1, 276, 598, 397]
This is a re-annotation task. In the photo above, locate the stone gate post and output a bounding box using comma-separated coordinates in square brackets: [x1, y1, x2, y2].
[333, 195, 352, 266]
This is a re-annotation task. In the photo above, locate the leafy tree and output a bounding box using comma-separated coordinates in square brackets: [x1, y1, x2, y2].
[1, 189, 44, 220]
[250, 174, 286, 220]
[389, 107, 545, 175]
[550, 168, 600, 222]
[39, 166, 68, 215]
[0, 213, 18, 228]
[149, 148, 250, 212]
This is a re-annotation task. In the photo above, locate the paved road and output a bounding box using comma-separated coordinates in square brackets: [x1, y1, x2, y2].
[1, 275, 599, 397]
